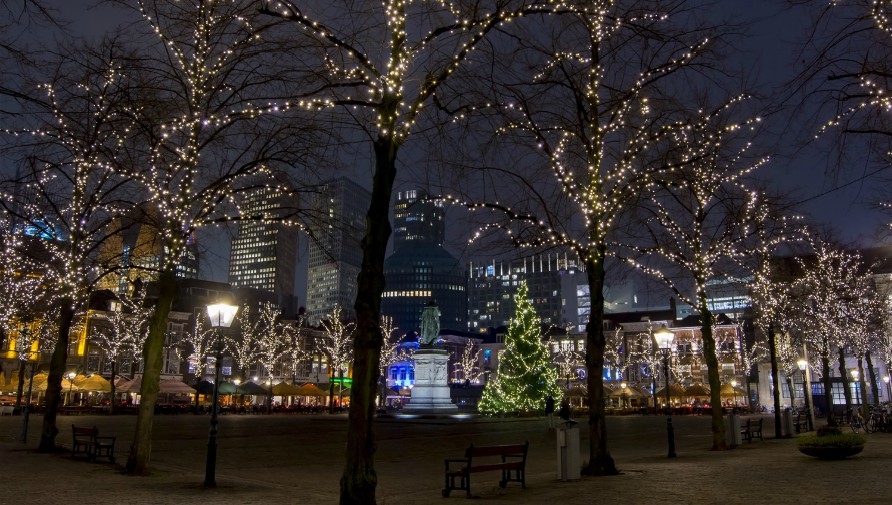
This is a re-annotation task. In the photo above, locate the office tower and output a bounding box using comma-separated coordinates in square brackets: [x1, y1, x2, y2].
[96, 211, 199, 295]
[228, 184, 298, 308]
[306, 177, 370, 325]
[382, 189, 467, 334]
[467, 252, 583, 332]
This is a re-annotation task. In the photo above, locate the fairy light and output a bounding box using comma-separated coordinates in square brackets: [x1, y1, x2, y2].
[90, 287, 154, 376]
[317, 304, 355, 385]
[478, 281, 562, 415]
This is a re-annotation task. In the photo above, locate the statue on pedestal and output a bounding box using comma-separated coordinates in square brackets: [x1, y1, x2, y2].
[419, 299, 441, 346]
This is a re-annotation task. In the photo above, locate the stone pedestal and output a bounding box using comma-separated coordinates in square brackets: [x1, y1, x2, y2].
[403, 347, 457, 414]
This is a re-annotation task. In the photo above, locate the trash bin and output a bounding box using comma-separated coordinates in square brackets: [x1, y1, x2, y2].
[556, 420, 580, 481]
[782, 408, 794, 438]
[726, 413, 742, 446]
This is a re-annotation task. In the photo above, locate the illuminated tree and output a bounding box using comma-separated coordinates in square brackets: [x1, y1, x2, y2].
[479, 281, 561, 415]
[227, 305, 263, 382]
[455, 339, 483, 384]
[284, 315, 311, 384]
[441, 1, 722, 472]
[254, 302, 291, 413]
[0, 38, 138, 452]
[553, 338, 583, 389]
[795, 0, 892, 229]
[376, 315, 402, 404]
[626, 99, 768, 449]
[318, 304, 354, 413]
[796, 237, 867, 425]
[115, 0, 324, 474]
[259, 1, 575, 498]
[90, 286, 154, 414]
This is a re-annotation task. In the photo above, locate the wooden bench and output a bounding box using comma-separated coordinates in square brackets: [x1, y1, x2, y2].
[793, 412, 807, 433]
[71, 425, 116, 463]
[0, 405, 14, 416]
[443, 442, 529, 498]
[740, 418, 763, 443]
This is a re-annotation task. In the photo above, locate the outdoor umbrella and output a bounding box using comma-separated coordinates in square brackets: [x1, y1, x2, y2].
[608, 384, 648, 399]
[114, 376, 198, 394]
[654, 384, 685, 398]
[195, 380, 238, 395]
[272, 382, 303, 396]
[683, 384, 711, 398]
[719, 383, 747, 398]
[72, 374, 112, 393]
[237, 381, 269, 395]
[297, 383, 328, 397]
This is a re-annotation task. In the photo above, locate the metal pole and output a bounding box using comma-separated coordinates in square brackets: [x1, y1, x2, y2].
[204, 335, 223, 488]
[803, 345, 816, 431]
[20, 361, 36, 443]
[664, 352, 676, 458]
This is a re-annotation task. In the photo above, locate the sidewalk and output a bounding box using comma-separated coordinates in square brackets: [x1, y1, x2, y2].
[1, 414, 889, 504]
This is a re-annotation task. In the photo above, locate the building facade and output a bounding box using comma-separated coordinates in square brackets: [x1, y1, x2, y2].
[306, 177, 370, 325]
[468, 252, 583, 332]
[228, 184, 299, 313]
[382, 189, 467, 334]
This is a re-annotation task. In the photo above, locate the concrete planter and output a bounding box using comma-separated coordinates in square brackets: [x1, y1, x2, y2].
[797, 445, 864, 460]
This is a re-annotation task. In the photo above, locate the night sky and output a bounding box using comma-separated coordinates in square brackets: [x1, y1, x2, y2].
[10, 1, 891, 287]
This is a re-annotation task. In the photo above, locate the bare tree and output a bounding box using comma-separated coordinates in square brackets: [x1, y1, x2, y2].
[90, 286, 154, 413]
[626, 99, 767, 449]
[111, 0, 326, 474]
[376, 315, 401, 405]
[793, 0, 892, 230]
[796, 236, 869, 425]
[0, 38, 140, 452]
[318, 304, 354, 414]
[440, 1, 724, 470]
[258, 2, 574, 499]
[455, 339, 483, 384]
[254, 302, 291, 413]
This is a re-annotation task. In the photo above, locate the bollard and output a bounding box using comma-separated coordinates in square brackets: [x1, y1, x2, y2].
[556, 420, 581, 481]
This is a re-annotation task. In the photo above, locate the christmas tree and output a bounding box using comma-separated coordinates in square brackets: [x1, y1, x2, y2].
[479, 280, 562, 415]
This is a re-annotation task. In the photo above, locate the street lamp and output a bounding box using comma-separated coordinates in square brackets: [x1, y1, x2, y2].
[620, 382, 627, 409]
[66, 372, 76, 406]
[884, 376, 891, 402]
[654, 324, 676, 458]
[204, 302, 238, 488]
[797, 359, 814, 431]
[730, 380, 738, 410]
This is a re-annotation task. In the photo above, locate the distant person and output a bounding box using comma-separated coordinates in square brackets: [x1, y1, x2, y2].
[559, 398, 571, 423]
[545, 395, 556, 430]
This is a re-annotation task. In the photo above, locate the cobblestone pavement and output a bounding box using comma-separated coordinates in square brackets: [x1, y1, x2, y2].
[1, 413, 889, 504]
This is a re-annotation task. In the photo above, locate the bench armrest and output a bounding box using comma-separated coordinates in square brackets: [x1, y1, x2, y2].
[444, 458, 469, 470]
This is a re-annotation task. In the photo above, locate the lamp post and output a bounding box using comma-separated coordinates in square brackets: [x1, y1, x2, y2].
[797, 359, 814, 431]
[204, 302, 238, 488]
[66, 372, 76, 406]
[730, 380, 738, 410]
[654, 324, 676, 458]
[620, 382, 627, 409]
[851, 368, 861, 406]
[884, 376, 891, 402]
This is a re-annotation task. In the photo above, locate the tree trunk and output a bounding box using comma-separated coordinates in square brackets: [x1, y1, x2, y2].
[837, 347, 852, 414]
[581, 253, 617, 475]
[865, 350, 879, 408]
[786, 375, 795, 410]
[821, 354, 835, 426]
[125, 269, 177, 475]
[108, 358, 118, 414]
[339, 135, 396, 505]
[699, 307, 727, 450]
[15, 360, 25, 409]
[37, 300, 76, 452]
[856, 356, 868, 419]
[767, 324, 782, 436]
